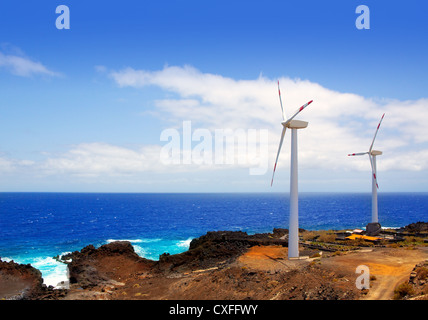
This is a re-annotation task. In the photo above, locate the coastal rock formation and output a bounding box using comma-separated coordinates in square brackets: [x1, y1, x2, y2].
[1, 222, 427, 300]
[64, 241, 155, 289]
[402, 222, 428, 234]
[0, 258, 65, 300]
[60, 230, 362, 300]
[158, 230, 288, 273]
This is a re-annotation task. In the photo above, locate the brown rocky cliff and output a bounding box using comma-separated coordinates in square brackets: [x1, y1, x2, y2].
[65, 241, 155, 289]
[0, 258, 64, 300]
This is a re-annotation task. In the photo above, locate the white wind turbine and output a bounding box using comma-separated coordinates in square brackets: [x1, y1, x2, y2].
[271, 81, 313, 259]
[348, 113, 385, 224]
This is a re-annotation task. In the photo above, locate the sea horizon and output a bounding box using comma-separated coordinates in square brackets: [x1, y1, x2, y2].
[1, 192, 427, 287]
[1, 191, 427, 194]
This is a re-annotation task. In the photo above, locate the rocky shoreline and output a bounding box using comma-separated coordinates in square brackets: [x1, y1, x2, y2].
[1, 222, 427, 300]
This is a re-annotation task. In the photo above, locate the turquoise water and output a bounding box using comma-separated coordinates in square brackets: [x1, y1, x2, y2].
[0, 192, 426, 287]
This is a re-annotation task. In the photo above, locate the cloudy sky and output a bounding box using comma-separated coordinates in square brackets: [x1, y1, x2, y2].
[0, 0, 427, 192]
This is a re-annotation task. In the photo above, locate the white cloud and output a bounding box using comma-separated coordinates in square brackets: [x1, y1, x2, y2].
[0, 156, 35, 175]
[110, 65, 428, 179]
[0, 157, 15, 173]
[111, 65, 275, 129]
[40, 143, 160, 177]
[35, 137, 268, 179]
[0, 51, 61, 77]
[3, 65, 427, 191]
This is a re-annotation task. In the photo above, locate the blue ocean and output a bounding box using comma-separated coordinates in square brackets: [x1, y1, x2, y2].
[0, 192, 427, 287]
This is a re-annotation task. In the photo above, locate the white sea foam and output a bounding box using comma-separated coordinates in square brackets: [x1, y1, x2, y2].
[118, 238, 194, 261]
[1, 257, 13, 262]
[132, 245, 149, 258]
[3, 238, 193, 287]
[176, 238, 193, 249]
[25, 256, 69, 289]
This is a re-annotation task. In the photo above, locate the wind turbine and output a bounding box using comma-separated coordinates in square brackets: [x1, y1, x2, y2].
[271, 81, 313, 259]
[348, 113, 385, 225]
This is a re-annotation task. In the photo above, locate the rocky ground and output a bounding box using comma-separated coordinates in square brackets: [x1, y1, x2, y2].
[1, 223, 427, 300]
[0, 259, 66, 300]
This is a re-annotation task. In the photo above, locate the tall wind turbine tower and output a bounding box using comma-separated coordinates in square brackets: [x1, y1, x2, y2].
[271, 81, 314, 259]
[348, 113, 385, 233]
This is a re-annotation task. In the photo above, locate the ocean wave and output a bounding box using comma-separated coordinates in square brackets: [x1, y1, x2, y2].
[176, 238, 193, 248]
[0, 257, 14, 262]
[132, 245, 148, 258]
[127, 238, 194, 261]
[14, 256, 70, 289]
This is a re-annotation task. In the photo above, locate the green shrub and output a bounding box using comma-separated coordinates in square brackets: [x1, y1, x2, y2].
[309, 252, 322, 258]
[302, 231, 318, 241]
[393, 282, 415, 300]
[317, 231, 336, 243]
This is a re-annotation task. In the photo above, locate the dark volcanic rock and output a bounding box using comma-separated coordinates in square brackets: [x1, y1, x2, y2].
[189, 231, 250, 250]
[189, 230, 288, 250]
[157, 230, 288, 273]
[403, 222, 428, 233]
[159, 231, 250, 272]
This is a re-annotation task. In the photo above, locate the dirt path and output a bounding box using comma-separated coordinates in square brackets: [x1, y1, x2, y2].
[320, 247, 428, 300]
[60, 243, 428, 300]
[237, 245, 428, 300]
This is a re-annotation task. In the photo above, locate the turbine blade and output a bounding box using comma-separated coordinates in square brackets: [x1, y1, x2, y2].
[277, 80, 285, 121]
[369, 113, 385, 152]
[283, 100, 313, 125]
[271, 126, 287, 186]
[369, 154, 379, 189]
[348, 152, 369, 156]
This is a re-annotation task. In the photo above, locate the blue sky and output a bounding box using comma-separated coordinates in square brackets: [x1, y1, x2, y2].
[0, 0, 427, 192]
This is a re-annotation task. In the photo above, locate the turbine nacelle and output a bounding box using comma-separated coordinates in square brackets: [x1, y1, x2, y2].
[281, 119, 309, 129]
[371, 150, 382, 156]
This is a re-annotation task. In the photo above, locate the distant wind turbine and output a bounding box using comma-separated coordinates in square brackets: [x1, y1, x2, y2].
[271, 81, 314, 259]
[348, 113, 385, 225]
